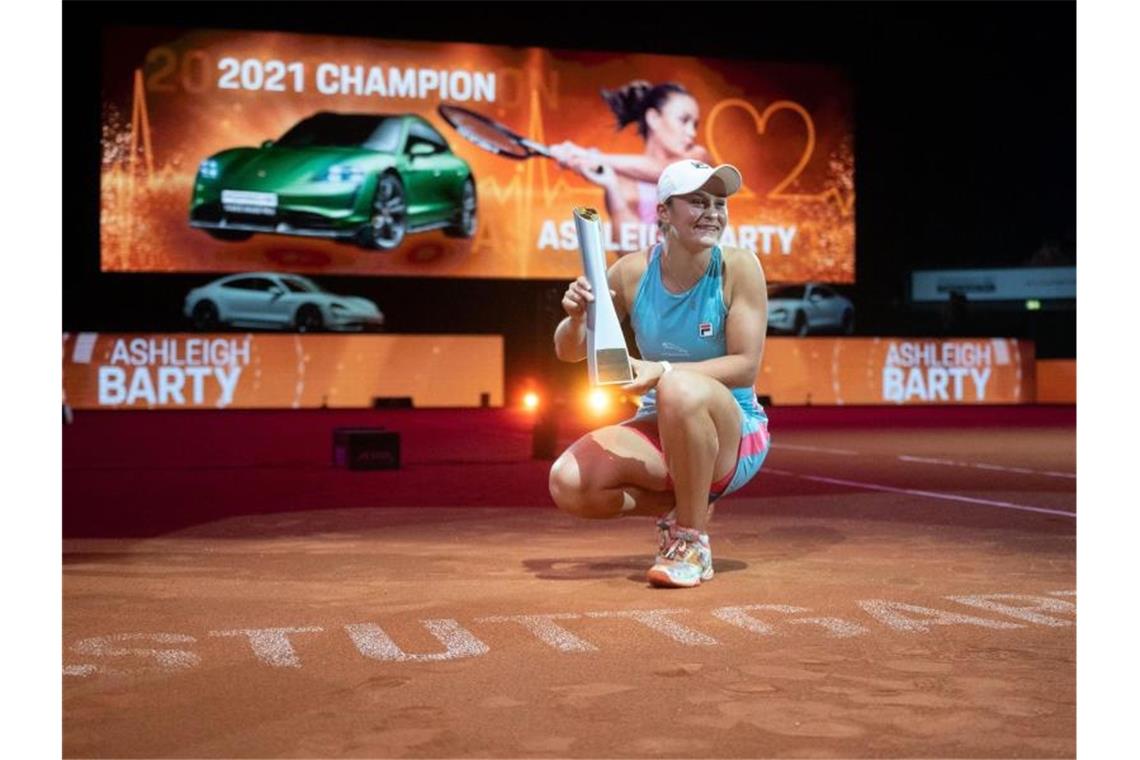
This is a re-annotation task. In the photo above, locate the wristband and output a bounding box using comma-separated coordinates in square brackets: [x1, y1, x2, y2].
[659, 360, 673, 375]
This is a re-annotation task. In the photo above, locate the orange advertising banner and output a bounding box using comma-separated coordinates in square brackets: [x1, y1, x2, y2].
[757, 337, 1035, 405]
[1035, 359, 1075, 404]
[62, 333, 503, 409]
[63, 334, 1033, 411]
[101, 27, 853, 282]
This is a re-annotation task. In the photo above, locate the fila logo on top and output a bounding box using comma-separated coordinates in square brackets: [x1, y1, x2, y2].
[698, 322, 713, 338]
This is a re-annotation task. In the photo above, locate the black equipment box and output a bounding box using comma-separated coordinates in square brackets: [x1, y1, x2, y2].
[333, 428, 400, 470]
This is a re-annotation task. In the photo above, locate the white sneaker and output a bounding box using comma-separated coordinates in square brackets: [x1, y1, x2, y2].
[647, 526, 713, 588]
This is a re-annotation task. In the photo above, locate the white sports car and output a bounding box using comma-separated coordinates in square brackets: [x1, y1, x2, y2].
[184, 273, 384, 332]
[767, 283, 855, 336]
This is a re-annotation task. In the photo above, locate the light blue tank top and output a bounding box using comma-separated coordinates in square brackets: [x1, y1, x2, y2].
[630, 244, 763, 419]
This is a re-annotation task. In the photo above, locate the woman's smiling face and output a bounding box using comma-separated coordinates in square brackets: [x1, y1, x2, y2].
[661, 188, 728, 250]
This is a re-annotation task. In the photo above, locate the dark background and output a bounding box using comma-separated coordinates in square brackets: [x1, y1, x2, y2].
[64, 1, 1076, 401]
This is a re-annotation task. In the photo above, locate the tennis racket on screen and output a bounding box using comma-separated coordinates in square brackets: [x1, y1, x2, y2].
[438, 105, 553, 160]
[438, 105, 602, 173]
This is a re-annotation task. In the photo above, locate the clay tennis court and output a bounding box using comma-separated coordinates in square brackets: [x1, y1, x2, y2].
[63, 405, 1075, 758]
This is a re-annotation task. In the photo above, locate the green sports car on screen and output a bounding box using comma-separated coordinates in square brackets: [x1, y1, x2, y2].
[190, 112, 477, 250]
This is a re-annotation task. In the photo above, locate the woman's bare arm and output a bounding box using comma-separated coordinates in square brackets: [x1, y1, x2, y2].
[553, 255, 638, 362]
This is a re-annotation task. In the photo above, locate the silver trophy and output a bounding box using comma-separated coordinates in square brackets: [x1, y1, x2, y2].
[573, 207, 633, 385]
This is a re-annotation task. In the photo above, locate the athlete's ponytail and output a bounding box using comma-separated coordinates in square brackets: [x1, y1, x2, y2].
[600, 81, 690, 140]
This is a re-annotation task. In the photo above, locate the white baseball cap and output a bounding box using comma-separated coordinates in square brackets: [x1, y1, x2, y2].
[656, 160, 742, 203]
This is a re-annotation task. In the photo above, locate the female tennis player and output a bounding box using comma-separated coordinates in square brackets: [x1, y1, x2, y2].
[548, 159, 771, 588]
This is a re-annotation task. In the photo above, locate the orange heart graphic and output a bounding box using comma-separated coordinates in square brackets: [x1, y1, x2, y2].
[705, 99, 816, 201]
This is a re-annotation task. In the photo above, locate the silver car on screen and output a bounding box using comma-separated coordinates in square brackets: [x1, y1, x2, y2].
[767, 283, 855, 336]
[184, 273, 385, 332]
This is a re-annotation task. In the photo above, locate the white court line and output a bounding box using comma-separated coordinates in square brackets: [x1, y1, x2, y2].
[898, 455, 1076, 479]
[764, 467, 1076, 519]
[770, 443, 859, 456]
[772, 448, 1075, 480]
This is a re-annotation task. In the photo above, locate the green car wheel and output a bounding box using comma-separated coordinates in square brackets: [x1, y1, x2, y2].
[444, 178, 477, 239]
[363, 174, 407, 251]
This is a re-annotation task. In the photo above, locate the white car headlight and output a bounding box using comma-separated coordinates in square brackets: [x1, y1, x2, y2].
[198, 159, 220, 180]
[320, 165, 365, 185]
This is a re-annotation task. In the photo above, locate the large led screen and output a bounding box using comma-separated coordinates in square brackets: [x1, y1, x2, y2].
[101, 27, 854, 281]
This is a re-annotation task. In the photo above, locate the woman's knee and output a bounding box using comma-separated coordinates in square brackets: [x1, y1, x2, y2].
[549, 451, 623, 519]
[549, 452, 587, 515]
[656, 370, 710, 418]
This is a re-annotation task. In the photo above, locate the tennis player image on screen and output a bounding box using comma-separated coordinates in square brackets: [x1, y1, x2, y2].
[551, 80, 712, 250]
[440, 80, 712, 252]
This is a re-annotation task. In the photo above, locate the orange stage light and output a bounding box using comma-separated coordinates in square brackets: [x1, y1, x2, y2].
[586, 388, 610, 416]
[523, 392, 540, 411]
